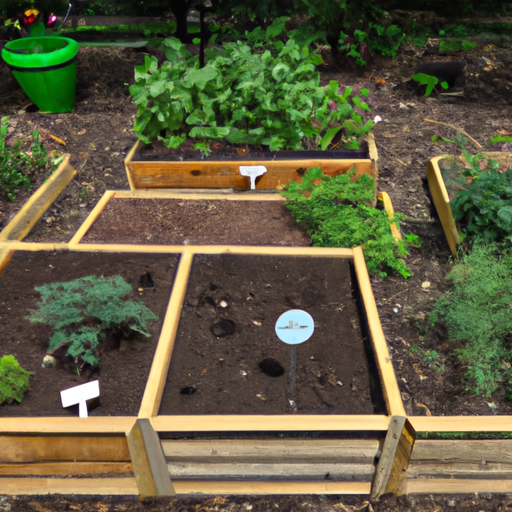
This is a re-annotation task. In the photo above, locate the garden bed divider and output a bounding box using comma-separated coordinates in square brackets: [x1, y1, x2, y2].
[123, 134, 378, 194]
[0, 155, 75, 243]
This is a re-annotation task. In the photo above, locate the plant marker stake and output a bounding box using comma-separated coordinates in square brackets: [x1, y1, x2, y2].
[239, 165, 267, 190]
[275, 310, 314, 412]
[60, 380, 100, 418]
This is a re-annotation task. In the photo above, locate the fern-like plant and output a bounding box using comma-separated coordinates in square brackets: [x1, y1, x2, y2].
[429, 241, 512, 396]
[0, 355, 32, 405]
[280, 167, 412, 277]
[26, 275, 158, 370]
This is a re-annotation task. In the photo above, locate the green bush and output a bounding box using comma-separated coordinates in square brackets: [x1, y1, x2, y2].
[0, 355, 32, 405]
[130, 20, 374, 155]
[26, 275, 158, 371]
[280, 167, 412, 278]
[0, 116, 57, 201]
[429, 241, 512, 397]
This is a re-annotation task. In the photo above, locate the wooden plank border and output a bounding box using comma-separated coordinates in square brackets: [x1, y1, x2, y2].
[409, 416, 512, 432]
[0, 156, 75, 242]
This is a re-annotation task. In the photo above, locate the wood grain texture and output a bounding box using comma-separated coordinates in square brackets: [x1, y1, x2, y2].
[371, 416, 415, 499]
[0, 156, 75, 241]
[0, 416, 137, 434]
[162, 439, 379, 463]
[168, 462, 374, 481]
[0, 461, 133, 476]
[0, 434, 130, 463]
[426, 156, 459, 257]
[0, 477, 138, 495]
[172, 480, 371, 494]
[112, 190, 286, 201]
[127, 419, 175, 497]
[138, 251, 193, 418]
[352, 246, 405, 417]
[406, 478, 512, 494]
[151, 415, 390, 432]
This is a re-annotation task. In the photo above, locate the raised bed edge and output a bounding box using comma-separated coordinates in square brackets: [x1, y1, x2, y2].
[123, 134, 378, 192]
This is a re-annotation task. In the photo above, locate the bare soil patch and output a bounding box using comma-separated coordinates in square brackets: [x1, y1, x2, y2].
[0, 251, 177, 416]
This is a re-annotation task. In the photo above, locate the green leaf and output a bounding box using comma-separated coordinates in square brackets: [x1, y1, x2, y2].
[319, 127, 342, 150]
[183, 67, 219, 90]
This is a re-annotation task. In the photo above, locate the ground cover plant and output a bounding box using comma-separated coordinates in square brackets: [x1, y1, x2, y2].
[0, 354, 32, 405]
[428, 241, 512, 399]
[130, 19, 374, 155]
[0, 116, 57, 201]
[281, 167, 413, 278]
[26, 275, 158, 372]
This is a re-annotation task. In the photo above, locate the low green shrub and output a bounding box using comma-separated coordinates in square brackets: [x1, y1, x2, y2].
[280, 167, 413, 278]
[26, 275, 158, 371]
[429, 241, 512, 397]
[0, 116, 57, 201]
[0, 355, 32, 405]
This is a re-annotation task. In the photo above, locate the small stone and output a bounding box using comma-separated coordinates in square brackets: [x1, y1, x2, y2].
[422, 281, 431, 289]
[252, 320, 262, 326]
[337, 381, 343, 386]
[256, 393, 267, 401]
[240, 370, 247, 376]
[218, 300, 228, 308]
[137, 287, 144, 292]
[42, 355, 56, 368]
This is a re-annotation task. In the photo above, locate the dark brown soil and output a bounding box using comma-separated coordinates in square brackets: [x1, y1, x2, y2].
[83, 198, 311, 246]
[0, 251, 178, 416]
[3, 15, 512, 508]
[160, 254, 379, 415]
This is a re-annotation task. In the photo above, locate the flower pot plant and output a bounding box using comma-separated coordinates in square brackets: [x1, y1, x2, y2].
[1, 35, 78, 113]
[125, 18, 377, 191]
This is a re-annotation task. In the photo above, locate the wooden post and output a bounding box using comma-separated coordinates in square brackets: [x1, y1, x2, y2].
[370, 415, 416, 500]
[127, 418, 175, 498]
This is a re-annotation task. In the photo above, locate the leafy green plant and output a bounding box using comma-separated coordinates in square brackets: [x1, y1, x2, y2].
[0, 355, 32, 405]
[280, 167, 414, 278]
[412, 73, 449, 97]
[130, 20, 374, 155]
[0, 116, 56, 201]
[26, 275, 158, 371]
[429, 241, 512, 396]
[436, 132, 512, 243]
[439, 38, 476, 52]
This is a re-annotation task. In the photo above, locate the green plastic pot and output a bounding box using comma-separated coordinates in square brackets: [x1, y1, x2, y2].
[1, 37, 79, 113]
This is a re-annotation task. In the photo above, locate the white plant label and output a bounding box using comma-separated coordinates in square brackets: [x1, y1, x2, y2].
[239, 165, 267, 189]
[60, 380, 100, 418]
[275, 309, 314, 345]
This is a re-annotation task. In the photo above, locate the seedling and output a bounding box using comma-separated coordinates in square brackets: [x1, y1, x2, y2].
[0, 355, 32, 405]
[27, 275, 158, 372]
[412, 73, 449, 97]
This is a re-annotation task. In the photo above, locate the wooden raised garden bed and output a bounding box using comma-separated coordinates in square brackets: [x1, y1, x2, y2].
[124, 134, 378, 192]
[427, 152, 512, 256]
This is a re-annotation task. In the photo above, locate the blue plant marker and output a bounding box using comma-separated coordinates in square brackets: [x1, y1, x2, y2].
[275, 310, 314, 411]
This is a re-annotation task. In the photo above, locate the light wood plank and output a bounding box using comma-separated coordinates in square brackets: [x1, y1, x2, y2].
[0, 416, 136, 434]
[172, 480, 371, 495]
[138, 252, 194, 418]
[113, 190, 286, 201]
[68, 190, 115, 245]
[0, 435, 130, 463]
[0, 242, 69, 252]
[409, 416, 512, 432]
[126, 159, 374, 191]
[127, 419, 175, 497]
[406, 478, 512, 494]
[0, 461, 133, 476]
[426, 156, 459, 257]
[371, 416, 415, 499]
[0, 156, 75, 241]
[0, 477, 138, 495]
[152, 415, 390, 432]
[168, 462, 374, 481]
[162, 439, 379, 463]
[352, 246, 405, 417]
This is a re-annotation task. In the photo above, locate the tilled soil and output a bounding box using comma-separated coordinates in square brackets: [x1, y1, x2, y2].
[2, 18, 512, 509]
